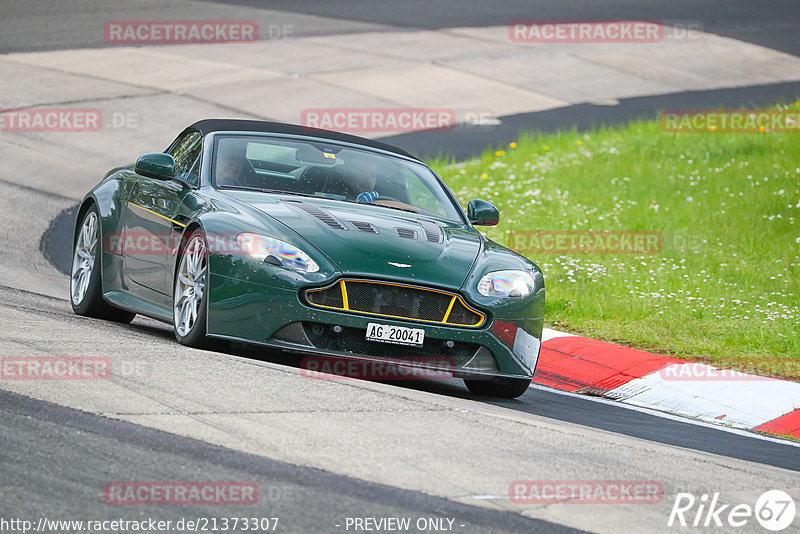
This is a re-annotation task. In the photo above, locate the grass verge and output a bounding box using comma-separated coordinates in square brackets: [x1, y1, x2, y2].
[431, 103, 800, 379]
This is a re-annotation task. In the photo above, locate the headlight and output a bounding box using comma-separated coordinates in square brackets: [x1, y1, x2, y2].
[477, 270, 535, 298]
[236, 233, 319, 273]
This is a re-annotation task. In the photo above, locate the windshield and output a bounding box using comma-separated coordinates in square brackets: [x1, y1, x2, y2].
[212, 135, 463, 222]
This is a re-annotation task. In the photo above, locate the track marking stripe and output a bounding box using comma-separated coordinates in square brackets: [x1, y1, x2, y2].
[537, 332, 800, 438]
[753, 409, 800, 437]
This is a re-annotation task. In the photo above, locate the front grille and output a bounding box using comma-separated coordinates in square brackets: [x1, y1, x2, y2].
[307, 280, 344, 308]
[305, 279, 485, 327]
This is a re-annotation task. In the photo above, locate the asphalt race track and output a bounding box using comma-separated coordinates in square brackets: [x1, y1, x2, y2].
[1, 390, 578, 534]
[2, 2, 800, 533]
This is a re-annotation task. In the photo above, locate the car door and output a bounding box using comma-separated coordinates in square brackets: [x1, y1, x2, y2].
[122, 131, 202, 307]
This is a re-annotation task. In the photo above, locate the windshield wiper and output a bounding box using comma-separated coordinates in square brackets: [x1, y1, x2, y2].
[218, 185, 318, 198]
[362, 201, 420, 215]
[221, 186, 424, 215]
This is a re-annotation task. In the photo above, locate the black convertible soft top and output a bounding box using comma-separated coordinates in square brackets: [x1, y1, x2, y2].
[189, 119, 420, 161]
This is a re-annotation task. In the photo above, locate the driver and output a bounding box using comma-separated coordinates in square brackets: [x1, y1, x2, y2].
[347, 159, 380, 203]
[215, 142, 258, 187]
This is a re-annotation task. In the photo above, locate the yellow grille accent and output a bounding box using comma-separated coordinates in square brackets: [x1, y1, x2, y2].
[442, 296, 457, 323]
[340, 279, 349, 310]
[305, 279, 485, 328]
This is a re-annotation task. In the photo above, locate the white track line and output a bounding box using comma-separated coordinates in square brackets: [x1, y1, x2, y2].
[529, 383, 800, 448]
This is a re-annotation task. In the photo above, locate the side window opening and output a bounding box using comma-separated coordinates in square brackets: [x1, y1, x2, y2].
[170, 132, 202, 184]
[185, 153, 201, 184]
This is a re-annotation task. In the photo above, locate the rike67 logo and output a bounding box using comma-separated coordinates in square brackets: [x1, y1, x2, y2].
[669, 490, 796, 531]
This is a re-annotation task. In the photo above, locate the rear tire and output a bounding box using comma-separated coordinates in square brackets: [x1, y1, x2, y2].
[70, 205, 136, 324]
[464, 376, 531, 399]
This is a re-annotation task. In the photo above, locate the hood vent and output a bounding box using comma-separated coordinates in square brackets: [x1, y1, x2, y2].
[287, 201, 348, 231]
[351, 221, 379, 234]
[418, 219, 443, 244]
[395, 227, 418, 240]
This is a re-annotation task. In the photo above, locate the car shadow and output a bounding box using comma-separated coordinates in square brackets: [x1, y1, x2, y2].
[98, 310, 532, 404]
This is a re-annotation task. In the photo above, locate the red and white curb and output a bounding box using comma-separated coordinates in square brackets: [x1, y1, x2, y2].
[534, 329, 800, 439]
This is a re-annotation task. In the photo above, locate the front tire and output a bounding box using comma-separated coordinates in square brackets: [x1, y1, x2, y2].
[173, 230, 215, 348]
[70, 205, 136, 323]
[464, 376, 531, 399]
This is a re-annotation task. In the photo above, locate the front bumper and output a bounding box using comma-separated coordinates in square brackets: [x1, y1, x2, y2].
[206, 273, 543, 379]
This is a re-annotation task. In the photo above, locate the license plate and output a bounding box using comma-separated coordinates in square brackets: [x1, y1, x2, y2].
[365, 322, 425, 347]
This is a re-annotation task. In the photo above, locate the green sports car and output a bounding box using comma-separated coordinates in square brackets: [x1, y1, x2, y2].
[70, 120, 544, 398]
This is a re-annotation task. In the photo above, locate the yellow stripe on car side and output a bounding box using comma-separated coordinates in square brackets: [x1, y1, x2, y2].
[128, 202, 186, 228]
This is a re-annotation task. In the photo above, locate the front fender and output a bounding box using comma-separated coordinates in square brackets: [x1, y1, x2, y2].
[192, 204, 341, 340]
[460, 235, 545, 373]
[77, 167, 137, 295]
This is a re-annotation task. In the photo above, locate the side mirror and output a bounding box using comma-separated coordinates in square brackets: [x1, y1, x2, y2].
[467, 198, 499, 226]
[135, 153, 176, 180]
